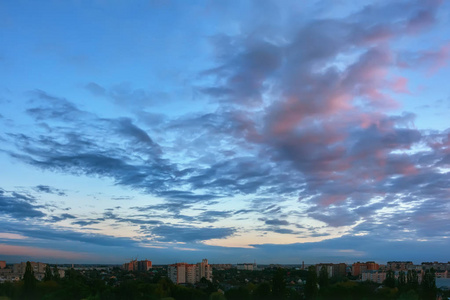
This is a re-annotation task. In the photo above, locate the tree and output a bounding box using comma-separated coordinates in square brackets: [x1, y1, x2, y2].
[44, 264, 53, 281]
[210, 291, 227, 300]
[407, 269, 419, 290]
[304, 266, 318, 300]
[421, 268, 436, 300]
[398, 271, 406, 288]
[253, 282, 271, 300]
[318, 266, 329, 288]
[52, 265, 60, 281]
[383, 270, 396, 288]
[23, 261, 36, 298]
[398, 290, 419, 300]
[272, 268, 286, 299]
[225, 287, 250, 300]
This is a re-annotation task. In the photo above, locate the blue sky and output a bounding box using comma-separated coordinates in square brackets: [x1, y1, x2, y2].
[0, 0, 449, 264]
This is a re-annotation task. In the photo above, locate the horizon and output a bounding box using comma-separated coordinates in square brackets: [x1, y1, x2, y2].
[1, 1, 449, 265]
[3, 258, 448, 267]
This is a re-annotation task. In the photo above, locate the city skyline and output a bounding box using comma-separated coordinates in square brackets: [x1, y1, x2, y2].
[1, 0, 449, 264]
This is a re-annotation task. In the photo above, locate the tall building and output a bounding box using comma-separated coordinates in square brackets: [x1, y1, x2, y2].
[197, 259, 212, 281]
[186, 264, 197, 284]
[168, 259, 212, 284]
[316, 263, 347, 278]
[12, 262, 47, 281]
[122, 259, 152, 271]
[0, 261, 6, 269]
[316, 264, 333, 278]
[352, 261, 379, 277]
[168, 263, 188, 284]
[137, 260, 152, 271]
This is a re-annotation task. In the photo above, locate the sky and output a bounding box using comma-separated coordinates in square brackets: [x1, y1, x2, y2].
[0, 0, 449, 265]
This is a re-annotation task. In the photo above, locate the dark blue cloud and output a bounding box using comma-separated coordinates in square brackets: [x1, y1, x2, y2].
[1, 221, 140, 247]
[262, 219, 290, 226]
[145, 225, 235, 243]
[49, 213, 76, 223]
[0, 188, 45, 219]
[34, 185, 66, 196]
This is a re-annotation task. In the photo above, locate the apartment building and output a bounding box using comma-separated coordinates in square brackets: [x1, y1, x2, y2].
[168, 259, 212, 284]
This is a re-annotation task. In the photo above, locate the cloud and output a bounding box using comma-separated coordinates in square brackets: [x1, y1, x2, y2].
[1, 221, 140, 247]
[34, 185, 66, 196]
[49, 213, 76, 223]
[85, 82, 106, 96]
[85, 81, 166, 109]
[0, 188, 45, 219]
[1, 0, 449, 257]
[262, 219, 290, 226]
[72, 220, 101, 227]
[145, 224, 236, 243]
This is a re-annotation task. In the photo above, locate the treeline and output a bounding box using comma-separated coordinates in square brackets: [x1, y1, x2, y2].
[1, 261, 218, 300]
[304, 266, 441, 300]
[0, 262, 447, 300]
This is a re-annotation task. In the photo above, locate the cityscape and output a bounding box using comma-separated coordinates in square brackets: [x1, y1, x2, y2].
[1, 0, 450, 299]
[1, 258, 450, 299]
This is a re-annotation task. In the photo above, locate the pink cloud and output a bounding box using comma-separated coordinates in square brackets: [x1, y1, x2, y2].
[423, 43, 450, 75]
[318, 194, 347, 207]
[391, 77, 410, 94]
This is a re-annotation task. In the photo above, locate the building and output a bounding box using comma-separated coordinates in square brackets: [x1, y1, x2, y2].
[0, 261, 6, 269]
[122, 259, 152, 271]
[122, 259, 137, 271]
[137, 260, 152, 271]
[421, 262, 450, 272]
[169, 263, 188, 284]
[352, 261, 379, 277]
[211, 264, 233, 270]
[332, 263, 347, 277]
[13, 262, 47, 280]
[362, 270, 425, 284]
[0, 262, 48, 282]
[361, 271, 386, 284]
[186, 264, 197, 284]
[0, 269, 19, 282]
[316, 264, 333, 278]
[197, 259, 212, 281]
[168, 259, 212, 284]
[387, 261, 413, 271]
[316, 263, 347, 278]
[237, 263, 257, 271]
[13, 261, 47, 274]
